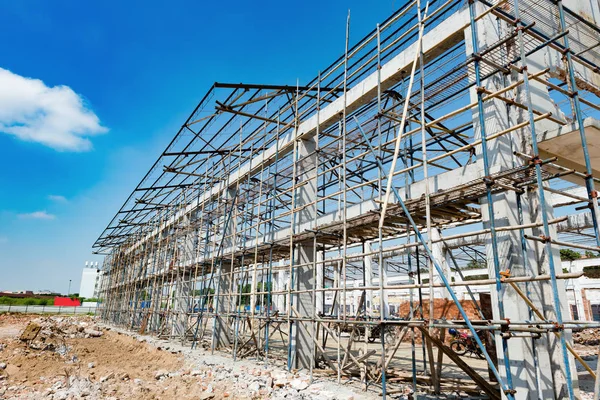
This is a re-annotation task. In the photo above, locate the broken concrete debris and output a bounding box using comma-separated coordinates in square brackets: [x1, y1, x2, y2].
[0, 314, 379, 399]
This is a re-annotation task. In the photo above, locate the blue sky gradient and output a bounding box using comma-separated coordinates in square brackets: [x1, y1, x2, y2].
[0, 0, 396, 293]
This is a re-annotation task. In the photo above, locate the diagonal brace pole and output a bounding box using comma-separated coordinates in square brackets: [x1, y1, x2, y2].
[355, 116, 514, 399]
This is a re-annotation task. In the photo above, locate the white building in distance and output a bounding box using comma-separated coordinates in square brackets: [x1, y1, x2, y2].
[79, 261, 101, 299]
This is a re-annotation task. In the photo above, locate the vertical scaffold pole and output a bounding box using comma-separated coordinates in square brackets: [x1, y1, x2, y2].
[554, 0, 600, 248]
[467, 0, 515, 394]
[354, 117, 515, 399]
[375, 23, 387, 400]
[511, 0, 575, 396]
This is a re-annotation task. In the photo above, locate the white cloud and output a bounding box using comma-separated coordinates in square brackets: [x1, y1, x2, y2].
[17, 211, 56, 220]
[48, 194, 68, 203]
[0, 67, 107, 151]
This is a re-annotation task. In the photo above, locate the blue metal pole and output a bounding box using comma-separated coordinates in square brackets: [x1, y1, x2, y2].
[467, 0, 515, 392]
[554, 0, 600, 249]
[510, 0, 576, 396]
[354, 117, 515, 399]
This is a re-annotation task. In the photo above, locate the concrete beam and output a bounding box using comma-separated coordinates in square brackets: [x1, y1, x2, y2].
[538, 118, 600, 186]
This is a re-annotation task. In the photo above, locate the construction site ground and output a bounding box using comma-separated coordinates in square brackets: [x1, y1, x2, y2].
[0, 313, 597, 399]
[0, 314, 377, 400]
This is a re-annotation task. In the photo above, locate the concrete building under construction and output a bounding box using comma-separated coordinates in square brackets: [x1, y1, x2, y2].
[93, 0, 600, 398]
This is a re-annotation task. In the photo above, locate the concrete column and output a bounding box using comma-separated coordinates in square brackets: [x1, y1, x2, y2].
[430, 227, 451, 299]
[316, 252, 324, 315]
[334, 261, 341, 316]
[276, 267, 287, 313]
[214, 188, 237, 349]
[466, 7, 578, 398]
[250, 263, 258, 313]
[353, 280, 361, 314]
[364, 244, 374, 314]
[172, 275, 192, 338]
[292, 133, 318, 370]
[214, 261, 233, 348]
[572, 272, 586, 321]
[381, 259, 390, 318]
[149, 285, 161, 332]
[172, 213, 195, 339]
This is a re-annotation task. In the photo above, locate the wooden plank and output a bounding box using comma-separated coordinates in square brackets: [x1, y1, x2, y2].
[416, 326, 500, 400]
[435, 327, 446, 393]
[342, 349, 377, 371]
[312, 322, 339, 372]
[139, 312, 150, 335]
[319, 320, 374, 380]
[341, 292, 365, 369]
[20, 323, 41, 341]
[425, 334, 439, 393]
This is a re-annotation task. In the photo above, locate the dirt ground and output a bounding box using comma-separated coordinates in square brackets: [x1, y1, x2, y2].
[0, 313, 233, 399]
[1, 313, 598, 399]
[0, 314, 377, 400]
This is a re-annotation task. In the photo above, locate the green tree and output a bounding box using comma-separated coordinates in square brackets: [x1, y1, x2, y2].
[585, 251, 600, 259]
[464, 274, 490, 281]
[465, 259, 486, 270]
[583, 266, 600, 279]
[560, 249, 581, 261]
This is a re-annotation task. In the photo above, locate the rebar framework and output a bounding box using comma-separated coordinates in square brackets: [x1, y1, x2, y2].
[94, 0, 600, 398]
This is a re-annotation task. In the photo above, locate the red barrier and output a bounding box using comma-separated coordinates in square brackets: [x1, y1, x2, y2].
[54, 297, 81, 306]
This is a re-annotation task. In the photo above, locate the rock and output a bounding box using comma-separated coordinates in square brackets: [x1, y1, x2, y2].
[83, 329, 103, 337]
[249, 381, 261, 392]
[87, 362, 95, 369]
[134, 379, 143, 385]
[273, 378, 289, 388]
[155, 370, 169, 380]
[290, 378, 309, 391]
[190, 370, 202, 376]
[199, 394, 215, 400]
[54, 390, 68, 400]
[271, 371, 288, 380]
[100, 372, 115, 382]
[0, 363, 6, 370]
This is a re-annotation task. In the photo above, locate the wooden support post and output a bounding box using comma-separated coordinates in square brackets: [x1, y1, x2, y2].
[435, 327, 446, 393]
[416, 326, 501, 400]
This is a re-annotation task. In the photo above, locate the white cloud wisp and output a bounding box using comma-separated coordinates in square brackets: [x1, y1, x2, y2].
[48, 194, 68, 203]
[0, 67, 107, 151]
[18, 211, 57, 220]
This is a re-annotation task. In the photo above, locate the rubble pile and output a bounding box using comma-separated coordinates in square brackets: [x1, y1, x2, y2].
[0, 314, 378, 400]
[573, 328, 600, 346]
[34, 316, 103, 340]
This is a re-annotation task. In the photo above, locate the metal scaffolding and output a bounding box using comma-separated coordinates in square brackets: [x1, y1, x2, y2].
[93, 0, 600, 398]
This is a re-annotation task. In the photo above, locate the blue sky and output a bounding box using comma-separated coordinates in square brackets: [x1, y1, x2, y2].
[0, 1, 396, 293]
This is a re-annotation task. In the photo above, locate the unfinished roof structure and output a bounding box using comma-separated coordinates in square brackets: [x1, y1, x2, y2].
[94, 0, 600, 398]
